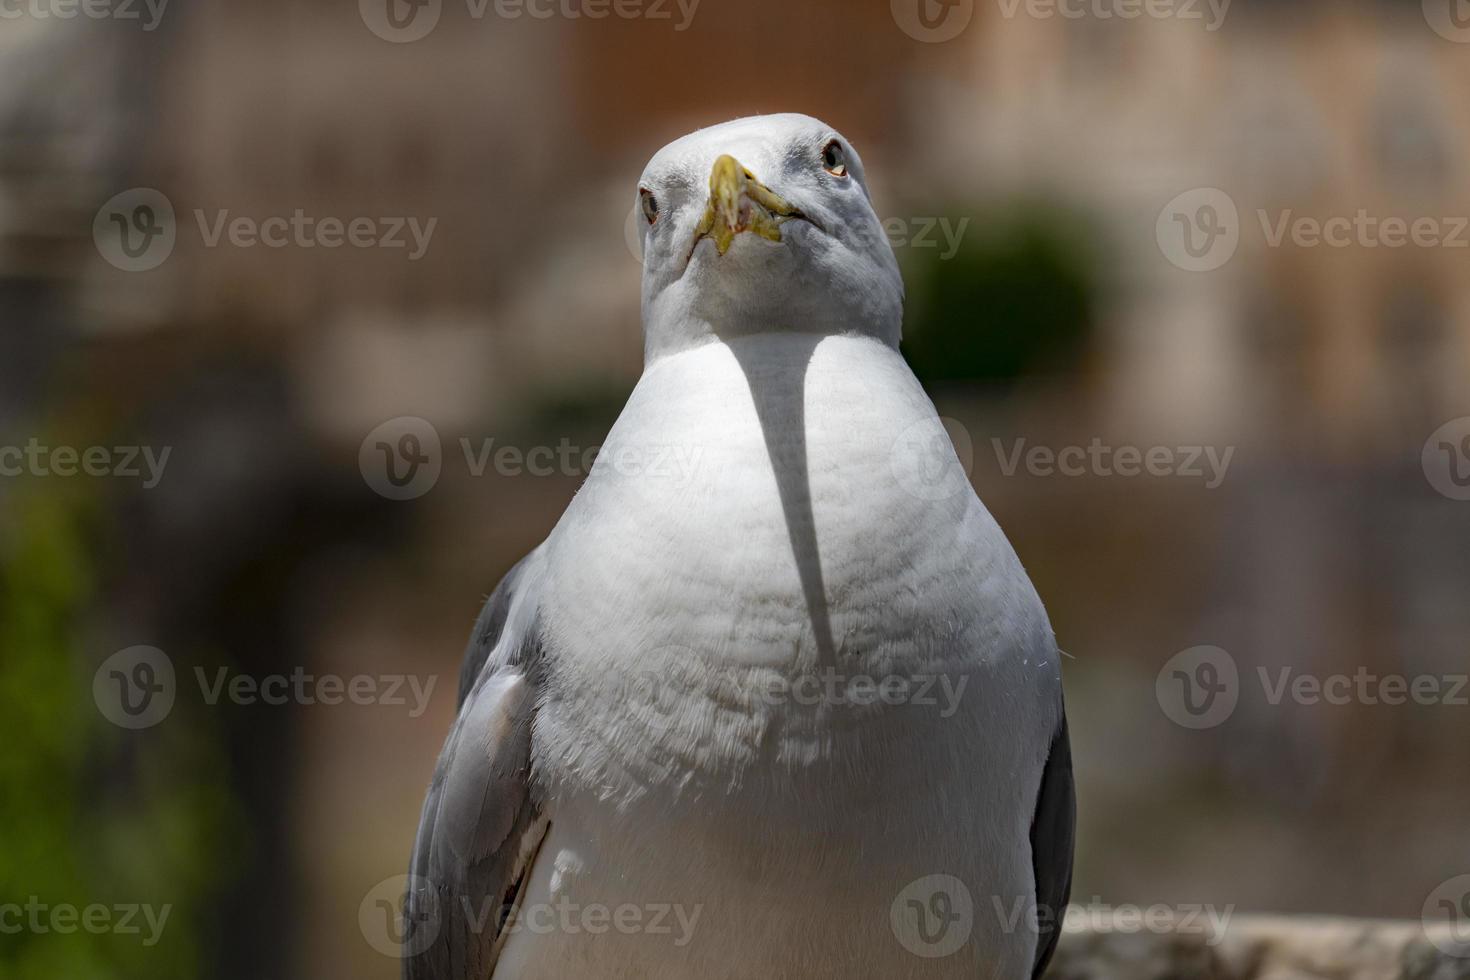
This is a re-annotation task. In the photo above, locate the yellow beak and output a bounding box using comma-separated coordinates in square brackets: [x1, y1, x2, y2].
[692, 155, 803, 256]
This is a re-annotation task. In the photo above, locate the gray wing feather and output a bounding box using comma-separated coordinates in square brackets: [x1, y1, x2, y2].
[1029, 708, 1076, 980]
[455, 552, 537, 710]
[404, 550, 548, 980]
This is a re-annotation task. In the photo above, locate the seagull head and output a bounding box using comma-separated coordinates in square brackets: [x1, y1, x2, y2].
[634, 113, 904, 360]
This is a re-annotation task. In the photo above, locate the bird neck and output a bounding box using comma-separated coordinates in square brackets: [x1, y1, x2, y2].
[642, 312, 901, 366]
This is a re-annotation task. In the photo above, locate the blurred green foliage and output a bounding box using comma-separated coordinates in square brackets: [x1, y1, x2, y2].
[900, 202, 1099, 386]
[525, 379, 635, 437]
[0, 476, 237, 980]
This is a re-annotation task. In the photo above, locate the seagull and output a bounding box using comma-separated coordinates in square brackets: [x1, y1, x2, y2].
[403, 113, 1074, 980]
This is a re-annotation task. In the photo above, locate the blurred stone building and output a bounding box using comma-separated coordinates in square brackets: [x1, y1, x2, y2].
[931, 3, 1470, 451]
[7, 2, 1468, 446]
[3, 4, 1468, 977]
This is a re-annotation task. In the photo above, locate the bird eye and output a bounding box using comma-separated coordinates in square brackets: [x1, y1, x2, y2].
[640, 188, 659, 225]
[821, 140, 848, 178]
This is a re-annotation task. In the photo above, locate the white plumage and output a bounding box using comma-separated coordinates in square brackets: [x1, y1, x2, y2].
[405, 113, 1073, 980]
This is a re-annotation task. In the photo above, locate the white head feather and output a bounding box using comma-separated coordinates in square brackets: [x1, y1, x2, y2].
[634, 113, 904, 362]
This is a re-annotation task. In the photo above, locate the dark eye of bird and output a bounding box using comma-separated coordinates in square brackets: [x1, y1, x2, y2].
[822, 141, 848, 177]
[640, 188, 659, 225]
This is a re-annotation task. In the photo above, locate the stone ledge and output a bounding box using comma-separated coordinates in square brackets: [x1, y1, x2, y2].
[1051, 915, 1470, 980]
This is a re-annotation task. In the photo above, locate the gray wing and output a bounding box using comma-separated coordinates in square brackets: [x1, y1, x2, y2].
[1029, 708, 1076, 980]
[455, 552, 539, 710]
[403, 550, 549, 980]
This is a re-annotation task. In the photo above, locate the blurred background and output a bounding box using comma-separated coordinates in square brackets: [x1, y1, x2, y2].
[3, 0, 1469, 977]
